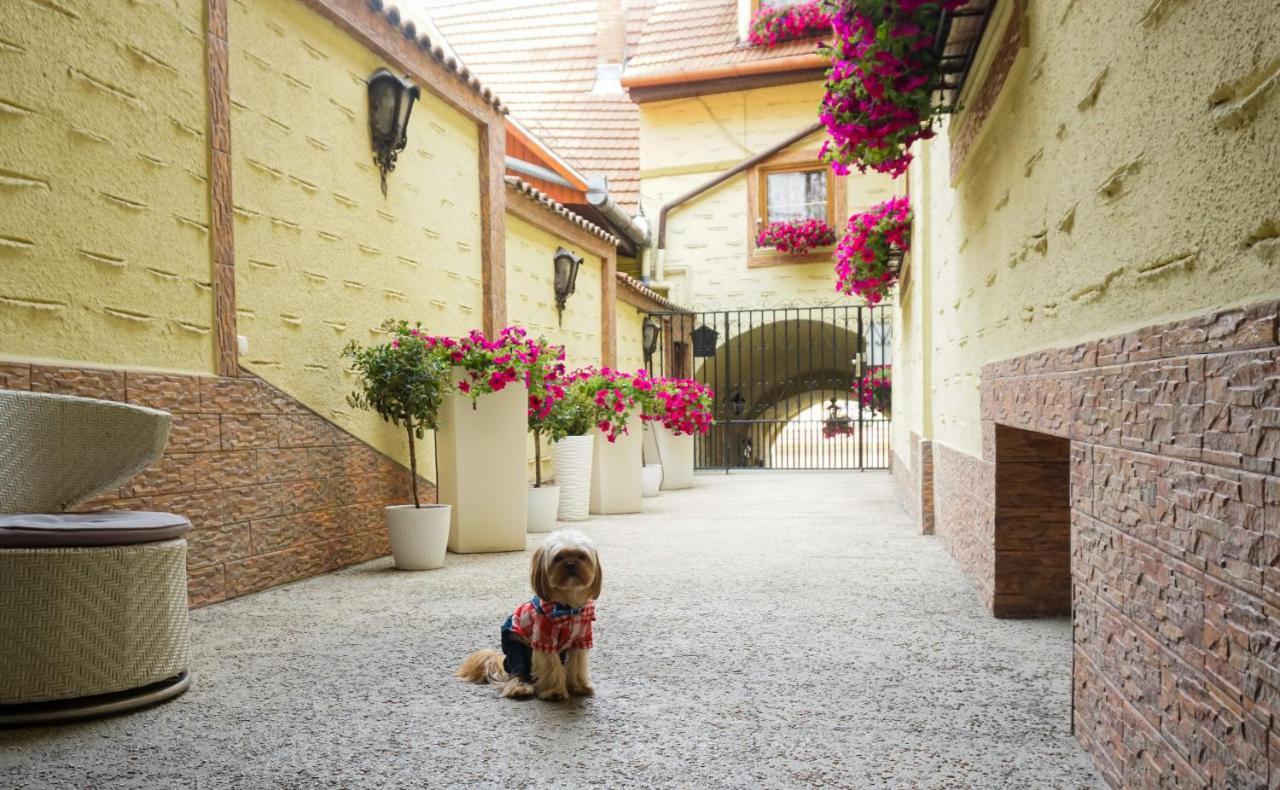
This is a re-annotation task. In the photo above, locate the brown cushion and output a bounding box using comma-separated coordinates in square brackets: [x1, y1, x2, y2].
[0, 511, 192, 548]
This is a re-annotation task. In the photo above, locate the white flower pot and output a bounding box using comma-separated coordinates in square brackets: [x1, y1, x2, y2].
[527, 485, 561, 533]
[385, 504, 451, 570]
[641, 465, 662, 498]
[642, 422, 660, 464]
[552, 435, 594, 522]
[437, 370, 528, 553]
[590, 414, 642, 515]
[655, 424, 695, 490]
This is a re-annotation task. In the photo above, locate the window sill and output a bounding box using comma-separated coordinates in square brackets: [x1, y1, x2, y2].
[746, 246, 834, 268]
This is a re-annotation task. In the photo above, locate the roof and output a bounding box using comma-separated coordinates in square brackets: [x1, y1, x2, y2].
[408, 0, 642, 213]
[625, 0, 825, 80]
[617, 272, 685, 313]
[365, 0, 508, 114]
[505, 176, 621, 248]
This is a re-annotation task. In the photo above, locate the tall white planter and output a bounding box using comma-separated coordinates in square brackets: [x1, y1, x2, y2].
[437, 372, 527, 553]
[655, 424, 695, 490]
[590, 414, 642, 515]
[552, 435, 593, 522]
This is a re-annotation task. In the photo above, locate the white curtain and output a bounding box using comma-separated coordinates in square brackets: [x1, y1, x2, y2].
[766, 171, 827, 222]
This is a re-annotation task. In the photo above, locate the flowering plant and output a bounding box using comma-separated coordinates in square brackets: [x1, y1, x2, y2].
[643, 378, 716, 436]
[425, 326, 534, 403]
[818, 0, 964, 177]
[568, 367, 661, 443]
[834, 195, 911, 304]
[521, 336, 569, 487]
[756, 218, 837, 255]
[343, 320, 449, 508]
[748, 0, 832, 47]
[860, 364, 891, 418]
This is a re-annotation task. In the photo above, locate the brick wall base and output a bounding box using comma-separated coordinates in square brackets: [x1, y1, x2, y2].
[931, 299, 1280, 786]
[0, 362, 431, 607]
[892, 431, 935, 534]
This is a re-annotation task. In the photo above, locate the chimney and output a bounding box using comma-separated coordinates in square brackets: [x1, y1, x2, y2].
[596, 0, 626, 65]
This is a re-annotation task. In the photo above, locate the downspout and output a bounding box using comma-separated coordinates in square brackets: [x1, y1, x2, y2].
[586, 175, 650, 249]
[653, 121, 823, 287]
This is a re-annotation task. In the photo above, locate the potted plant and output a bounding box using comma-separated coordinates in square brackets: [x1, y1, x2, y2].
[643, 377, 714, 490]
[819, 0, 965, 177]
[523, 336, 569, 532]
[748, 0, 832, 47]
[343, 320, 451, 570]
[861, 364, 892, 419]
[572, 367, 659, 515]
[756, 218, 838, 255]
[834, 195, 912, 304]
[431, 327, 530, 553]
[543, 383, 597, 522]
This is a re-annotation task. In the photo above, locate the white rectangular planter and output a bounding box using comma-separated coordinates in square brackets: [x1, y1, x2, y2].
[655, 424, 695, 490]
[436, 372, 527, 553]
[589, 414, 642, 515]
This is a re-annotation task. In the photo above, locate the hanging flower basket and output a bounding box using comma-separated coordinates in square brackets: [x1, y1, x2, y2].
[818, 0, 966, 177]
[860, 364, 892, 419]
[756, 218, 838, 255]
[834, 195, 911, 304]
[748, 1, 833, 48]
[822, 420, 856, 439]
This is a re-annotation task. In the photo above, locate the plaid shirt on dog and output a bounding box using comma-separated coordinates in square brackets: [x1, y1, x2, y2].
[502, 596, 595, 653]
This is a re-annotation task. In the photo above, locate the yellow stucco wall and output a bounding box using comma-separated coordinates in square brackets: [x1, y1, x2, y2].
[639, 82, 900, 310]
[0, 0, 214, 372]
[616, 301, 647, 374]
[896, 2, 1280, 460]
[504, 212, 605, 481]
[229, 0, 484, 477]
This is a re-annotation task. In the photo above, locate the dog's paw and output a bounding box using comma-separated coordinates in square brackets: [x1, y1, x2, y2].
[537, 687, 569, 702]
[568, 683, 594, 697]
[501, 678, 534, 699]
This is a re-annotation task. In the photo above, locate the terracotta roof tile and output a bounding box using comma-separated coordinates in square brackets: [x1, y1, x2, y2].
[410, 0, 642, 212]
[626, 0, 825, 77]
[505, 176, 621, 247]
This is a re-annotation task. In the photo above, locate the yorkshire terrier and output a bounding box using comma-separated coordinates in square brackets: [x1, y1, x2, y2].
[457, 530, 602, 700]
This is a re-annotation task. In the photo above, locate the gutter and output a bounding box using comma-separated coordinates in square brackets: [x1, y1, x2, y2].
[587, 175, 650, 249]
[505, 156, 576, 189]
[649, 121, 824, 288]
[621, 53, 828, 89]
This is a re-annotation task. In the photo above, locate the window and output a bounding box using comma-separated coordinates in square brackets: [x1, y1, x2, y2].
[758, 164, 835, 231]
[752, 0, 806, 11]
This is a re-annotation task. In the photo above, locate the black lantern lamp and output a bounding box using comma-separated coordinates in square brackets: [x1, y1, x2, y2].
[729, 389, 746, 417]
[641, 317, 661, 366]
[553, 247, 583, 327]
[367, 68, 420, 196]
[691, 324, 719, 358]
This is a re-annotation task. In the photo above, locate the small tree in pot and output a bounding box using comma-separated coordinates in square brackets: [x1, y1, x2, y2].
[343, 320, 452, 569]
[522, 335, 569, 532]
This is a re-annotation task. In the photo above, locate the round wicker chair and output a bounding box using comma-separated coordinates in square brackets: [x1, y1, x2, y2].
[0, 391, 192, 726]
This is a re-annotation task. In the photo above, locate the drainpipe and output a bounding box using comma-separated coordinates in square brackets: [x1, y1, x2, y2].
[653, 121, 824, 287]
[587, 175, 650, 249]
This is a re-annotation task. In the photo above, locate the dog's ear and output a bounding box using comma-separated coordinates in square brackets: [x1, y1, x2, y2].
[586, 548, 602, 600]
[529, 546, 551, 600]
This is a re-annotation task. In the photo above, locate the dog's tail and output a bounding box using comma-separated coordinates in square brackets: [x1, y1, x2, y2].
[456, 649, 507, 685]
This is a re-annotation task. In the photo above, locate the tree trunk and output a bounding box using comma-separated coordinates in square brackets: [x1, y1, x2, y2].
[405, 416, 420, 508]
[533, 428, 542, 488]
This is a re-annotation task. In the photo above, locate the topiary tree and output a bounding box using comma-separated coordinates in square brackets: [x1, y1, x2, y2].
[343, 319, 448, 508]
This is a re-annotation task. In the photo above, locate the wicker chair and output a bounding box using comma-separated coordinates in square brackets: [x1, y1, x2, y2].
[0, 390, 192, 726]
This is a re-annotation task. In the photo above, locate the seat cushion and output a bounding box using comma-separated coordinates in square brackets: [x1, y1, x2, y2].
[0, 511, 192, 548]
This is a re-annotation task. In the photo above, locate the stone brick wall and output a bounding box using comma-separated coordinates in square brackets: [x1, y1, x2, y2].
[893, 431, 935, 535]
[931, 299, 1279, 785]
[0, 362, 429, 607]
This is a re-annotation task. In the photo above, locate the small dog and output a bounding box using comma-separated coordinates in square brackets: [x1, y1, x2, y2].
[457, 530, 602, 700]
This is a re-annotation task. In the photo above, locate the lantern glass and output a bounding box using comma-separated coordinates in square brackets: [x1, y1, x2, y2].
[367, 69, 419, 196]
[642, 318, 660, 357]
[553, 248, 583, 326]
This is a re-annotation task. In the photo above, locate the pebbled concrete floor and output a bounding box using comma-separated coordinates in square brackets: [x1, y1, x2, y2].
[2, 472, 1101, 789]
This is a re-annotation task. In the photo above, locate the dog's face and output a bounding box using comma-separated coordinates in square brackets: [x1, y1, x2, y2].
[530, 530, 601, 607]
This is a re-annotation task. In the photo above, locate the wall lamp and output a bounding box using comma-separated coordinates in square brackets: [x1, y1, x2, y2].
[367, 68, 420, 196]
[553, 247, 583, 327]
[642, 317, 661, 366]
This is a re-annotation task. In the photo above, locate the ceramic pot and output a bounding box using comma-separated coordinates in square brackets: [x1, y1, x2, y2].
[385, 504, 451, 570]
[526, 485, 561, 533]
[551, 435, 593, 522]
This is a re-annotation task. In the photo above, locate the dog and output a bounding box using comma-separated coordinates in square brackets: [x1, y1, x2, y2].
[457, 529, 602, 700]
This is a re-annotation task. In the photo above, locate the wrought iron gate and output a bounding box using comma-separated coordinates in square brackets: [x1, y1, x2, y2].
[643, 304, 892, 471]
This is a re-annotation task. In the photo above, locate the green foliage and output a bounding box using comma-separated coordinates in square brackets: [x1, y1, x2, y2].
[343, 320, 449, 438]
[543, 386, 596, 442]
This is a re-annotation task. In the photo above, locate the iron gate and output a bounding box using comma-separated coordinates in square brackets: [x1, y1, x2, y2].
[643, 305, 892, 471]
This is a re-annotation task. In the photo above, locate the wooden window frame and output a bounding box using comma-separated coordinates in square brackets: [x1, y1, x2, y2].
[746, 148, 846, 268]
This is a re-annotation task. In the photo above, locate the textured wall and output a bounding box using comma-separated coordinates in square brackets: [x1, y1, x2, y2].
[638, 82, 898, 310]
[903, 1, 1280, 459]
[228, 0, 484, 479]
[0, 0, 214, 372]
[505, 213, 603, 482]
[616, 300, 647, 374]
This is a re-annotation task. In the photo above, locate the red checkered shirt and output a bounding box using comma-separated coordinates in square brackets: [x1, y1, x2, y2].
[504, 596, 595, 653]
